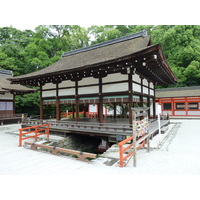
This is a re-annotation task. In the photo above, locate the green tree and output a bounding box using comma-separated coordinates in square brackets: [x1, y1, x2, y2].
[151, 25, 200, 86]
[184, 61, 200, 85]
[2, 25, 200, 116]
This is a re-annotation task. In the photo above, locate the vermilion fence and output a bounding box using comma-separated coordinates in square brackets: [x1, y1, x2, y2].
[118, 133, 146, 167]
[19, 124, 50, 147]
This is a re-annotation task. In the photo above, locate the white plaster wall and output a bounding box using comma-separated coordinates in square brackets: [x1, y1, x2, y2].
[79, 86, 99, 95]
[79, 77, 98, 86]
[188, 111, 200, 115]
[150, 82, 154, 89]
[43, 83, 56, 90]
[42, 90, 56, 97]
[143, 79, 148, 86]
[143, 86, 149, 94]
[59, 80, 75, 88]
[103, 73, 127, 83]
[150, 89, 154, 96]
[103, 82, 128, 93]
[163, 111, 172, 115]
[175, 111, 186, 115]
[133, 83, 141, 92]
[150, 102, 153, 116]
[132, 74, 141, 83]
[59, 88, 75, 96]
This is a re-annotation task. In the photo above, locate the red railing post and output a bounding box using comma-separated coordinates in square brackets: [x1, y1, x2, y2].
[18, 124, 50, 147]
[119, 144, 124, 167]
[35, 127, 38, 142]
[47, 124, 50, 139]
[19, 129, 22, 147]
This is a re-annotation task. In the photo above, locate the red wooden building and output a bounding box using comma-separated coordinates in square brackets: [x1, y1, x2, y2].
[156, 86, 200, 117]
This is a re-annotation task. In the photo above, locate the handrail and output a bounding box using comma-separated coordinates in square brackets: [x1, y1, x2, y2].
[24, 119, 133, 128]
[118, 133, 146, 167]
[22, 120, 133, 135]
[19, 124, 50, 147]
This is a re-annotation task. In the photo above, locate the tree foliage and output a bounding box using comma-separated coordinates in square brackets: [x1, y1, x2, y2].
[1, 25, 200, 115]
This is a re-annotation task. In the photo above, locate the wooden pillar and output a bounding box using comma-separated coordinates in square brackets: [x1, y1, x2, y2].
[139, 77, 144, 107]
[13, 94, 15, 116]
[147, 97, 150, 118]
[83, 103, 87, 118]
[113, 102, 117, 118]
[39, 83, 43, 121]
[153, 97, 156, 119]
[147, 81, 150, 118]
[153, 85, 156, 119]
[56, 83, 60, 121]
[72, 104, 75, 119]
[185, 97, 188, 116]
[99, 77, 104, 123]
[75, 80, 79, 121]
[172, 98, 175, 116]
[128, 73, 133, 124]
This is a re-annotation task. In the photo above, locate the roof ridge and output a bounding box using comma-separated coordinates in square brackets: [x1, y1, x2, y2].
[0, 69, 13, 75]
[62, 29, 148, 57]
[156, 86, 200, 91]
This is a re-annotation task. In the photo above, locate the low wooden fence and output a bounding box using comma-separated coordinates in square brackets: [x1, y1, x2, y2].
[118, 133, 146, 167]
[24, 141, 97, 162]
[118, 107, 151, 167]
[19, 124, 50, 147]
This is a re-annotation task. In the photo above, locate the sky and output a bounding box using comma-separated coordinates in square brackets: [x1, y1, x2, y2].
[0, 24, 91, 31]
[0, 1, 197, 31]
[0, 24, 38, 31]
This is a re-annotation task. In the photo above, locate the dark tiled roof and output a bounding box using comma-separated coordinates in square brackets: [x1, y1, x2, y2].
[155, 86, 200, 98]
[8, 30, 177, 86]
[0, 72, 36, 94]
[9, 32, 151, 80]
[62, 30, 149, 57]
[0, 69, 12, 75]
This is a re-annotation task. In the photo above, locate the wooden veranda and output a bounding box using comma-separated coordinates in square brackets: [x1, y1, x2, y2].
[22, 118, 170, 143]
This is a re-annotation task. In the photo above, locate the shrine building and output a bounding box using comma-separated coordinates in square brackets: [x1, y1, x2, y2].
[8, 30, 177, 124]
[156, 86, 200, 117]
[0, 69, 35, 124]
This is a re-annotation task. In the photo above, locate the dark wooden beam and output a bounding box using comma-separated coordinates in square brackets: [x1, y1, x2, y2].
[99, 77, 104, 123]
[39, 83, 43, 121]
[13, 94, 15, 116]
[153, 85, 156, 119]
[56, 83, 60, 121]
[140, 77, 144, 107]
[72, 104, 75, 119]
[75, 80, 79, 121]
[147, 81, 150, 118]
[113, 102, 117, 118]
[128, 73, 133, 124]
